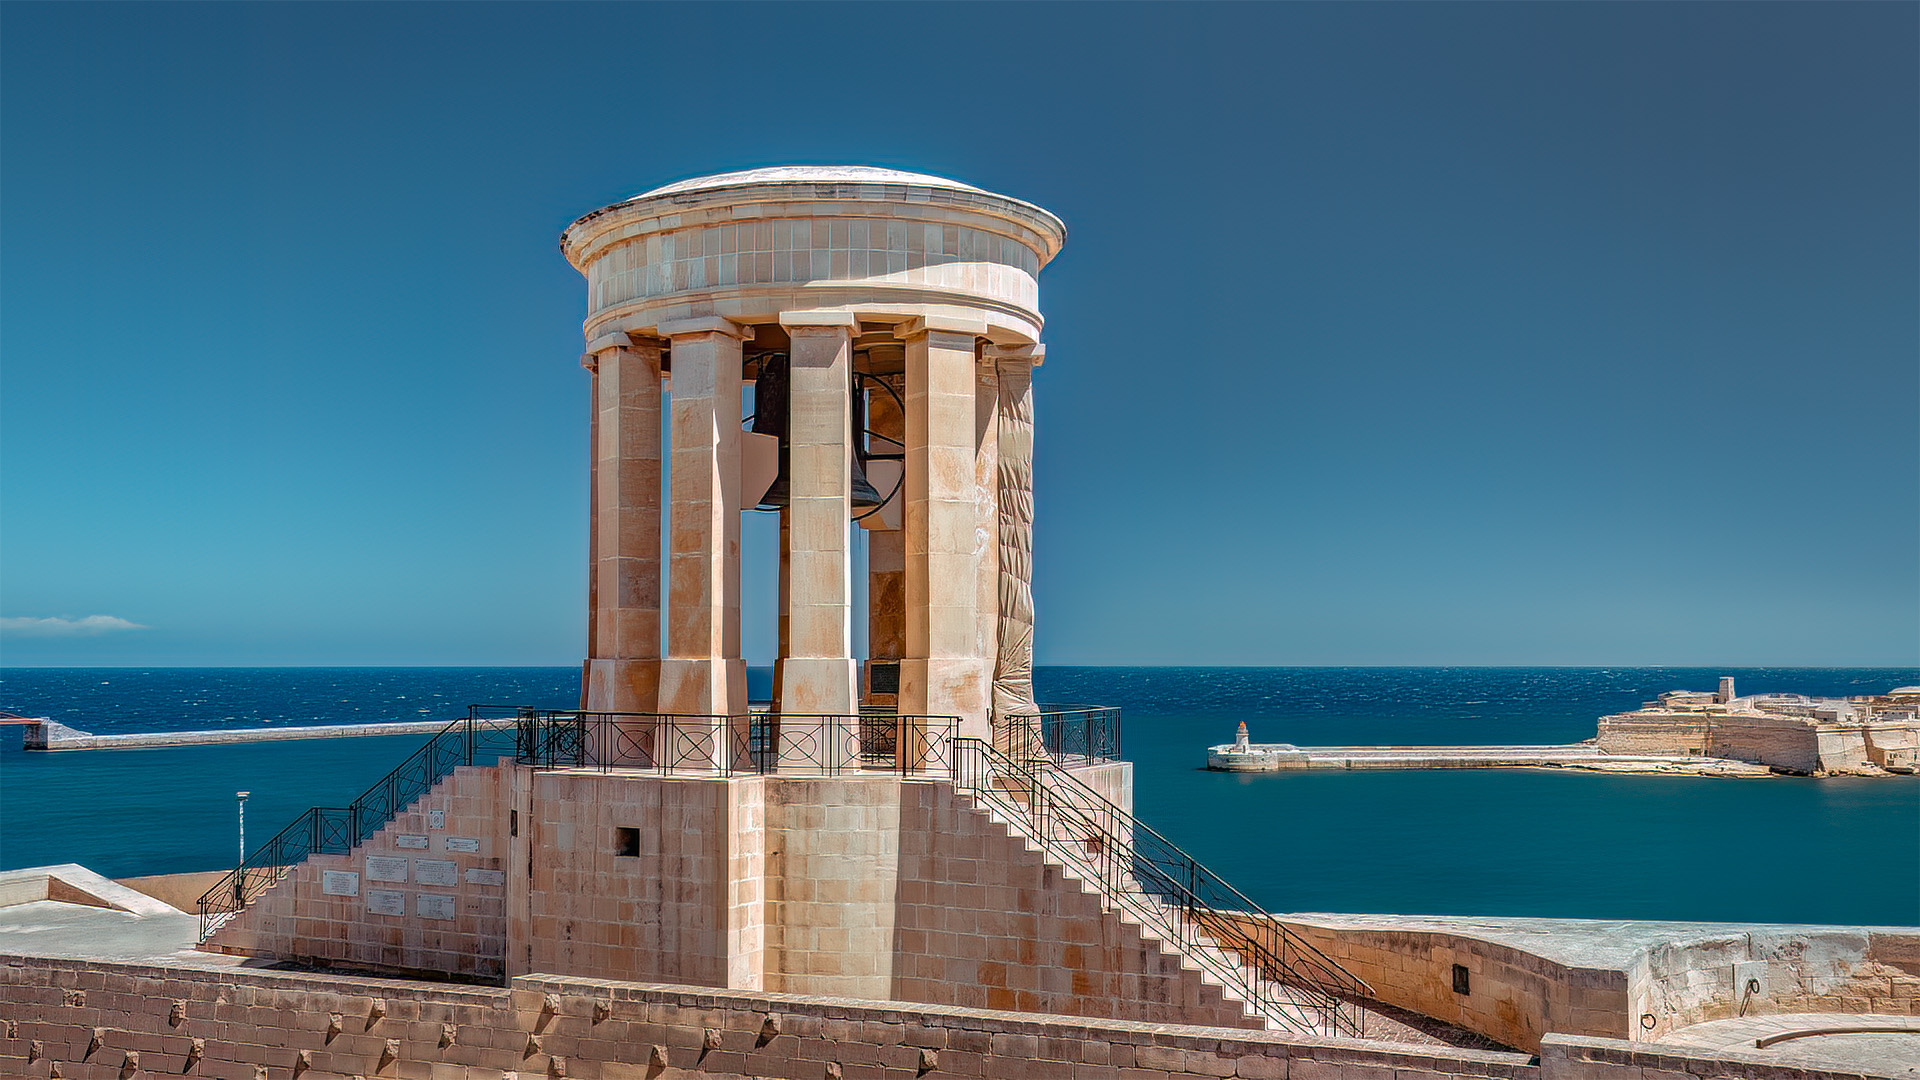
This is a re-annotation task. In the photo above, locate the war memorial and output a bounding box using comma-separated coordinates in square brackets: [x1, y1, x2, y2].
[1, 168, 1914, 1079]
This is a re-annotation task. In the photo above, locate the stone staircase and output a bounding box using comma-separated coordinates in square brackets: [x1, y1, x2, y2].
[952, 741, 1370, 1037]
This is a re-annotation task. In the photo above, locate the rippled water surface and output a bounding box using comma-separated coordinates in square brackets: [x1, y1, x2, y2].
[3, 666, 1914, 925]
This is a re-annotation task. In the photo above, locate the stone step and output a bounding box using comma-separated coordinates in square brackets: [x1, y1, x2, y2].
[957, 783, 1280, 1028]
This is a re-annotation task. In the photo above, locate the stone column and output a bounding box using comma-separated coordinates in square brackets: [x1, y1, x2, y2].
[991, 345, 1043, 760]
[580, 337, 663, 723]
[582, 350, 602, 700]
[864, 362, 907, 709]
[973, 357, 1001, 733]
[777, 312, 859, 768]
[772, 508, 791, 707]
[657, 317, 751, 767]
[899, 315, 990, 746]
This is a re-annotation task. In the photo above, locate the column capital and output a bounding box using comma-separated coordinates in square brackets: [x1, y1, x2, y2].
[584, 332, 666, 370]
[985, 343, 1045, 368]
[657, 315, 753, 341]
[894, 314, 988, 342]
[779, 310, 859, 331]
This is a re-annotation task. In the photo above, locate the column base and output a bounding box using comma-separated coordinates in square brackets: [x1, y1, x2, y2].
[899, 657, 991, 744]
[656, 658, 750, 769]
[581, 658, 659, 714]
[777, 657, 857, 715]
[772, 657, 859, 770]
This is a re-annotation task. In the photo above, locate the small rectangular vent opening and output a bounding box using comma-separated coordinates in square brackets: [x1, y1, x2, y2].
[1451, 963, 1471, 995]
[614, 827, 639, 858]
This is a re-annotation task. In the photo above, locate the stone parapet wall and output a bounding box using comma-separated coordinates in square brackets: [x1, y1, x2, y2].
[0, 953, 1541, 1080]
[1215, 915, 1920, 1054]
[116, 871, 229, 915]
[1070, 761, 1134, 816]
[1220, 915, 1627, 1053]
[1633, 928, 1920, 1039]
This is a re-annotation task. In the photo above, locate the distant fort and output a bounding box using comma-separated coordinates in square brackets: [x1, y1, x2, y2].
[1209, 678, 1920, 777]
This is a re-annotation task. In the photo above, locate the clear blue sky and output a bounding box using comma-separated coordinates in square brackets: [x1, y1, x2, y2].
[3, 2, 1914, 668]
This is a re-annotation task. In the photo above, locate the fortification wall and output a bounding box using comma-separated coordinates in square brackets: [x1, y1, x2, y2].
[1593, 715, 1709, 757]
[1632, 927, 1920, 1039]
[1218, 914, 1920, 1053]
[0, 953, 1544, 1080]
[1705, 716, 1822, 774]
[1595, 710, 1920, 773]
[1225, 915, 1627, 1053]
[13, 952, 1897, 1080]
[1821, 723, 1920, 771]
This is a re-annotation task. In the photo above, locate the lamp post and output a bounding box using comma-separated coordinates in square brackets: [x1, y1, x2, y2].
[233, 791, 250, 908]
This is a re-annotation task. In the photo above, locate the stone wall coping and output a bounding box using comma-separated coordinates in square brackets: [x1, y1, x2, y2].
[0, 864, 182, 917]
[1274, 912, 1920, 974]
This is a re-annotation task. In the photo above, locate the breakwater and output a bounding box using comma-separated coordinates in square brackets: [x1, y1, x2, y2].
[22, 718, 450, 751]
[1206, 741, 1771, 777]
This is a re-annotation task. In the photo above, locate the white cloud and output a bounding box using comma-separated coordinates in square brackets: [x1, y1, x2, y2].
[0, 615, 149, 637]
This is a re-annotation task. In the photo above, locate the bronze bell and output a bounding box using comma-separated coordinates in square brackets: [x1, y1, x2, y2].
[750, 354, 885, 512]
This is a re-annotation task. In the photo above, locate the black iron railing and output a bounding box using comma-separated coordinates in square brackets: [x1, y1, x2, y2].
[479, 707, 958, 776]
[951, 736, 1371, 1037]
[198, 711, 529, 939]
[1033, 703, 1122, 767]
[200, 707, 965, 938]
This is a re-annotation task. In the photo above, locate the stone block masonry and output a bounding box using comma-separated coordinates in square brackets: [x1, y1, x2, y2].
[203, 764, 513, 981]
[8, 952, 1893, 1080]
[1214, 912, 1920, 1056]
[203, 761, 1255, 1028]
[0, 953, 1546, 1080]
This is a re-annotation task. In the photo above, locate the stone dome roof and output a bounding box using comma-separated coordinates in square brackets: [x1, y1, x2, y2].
[638, 166, 985, 199]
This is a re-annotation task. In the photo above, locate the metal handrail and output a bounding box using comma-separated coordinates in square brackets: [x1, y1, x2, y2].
[951, 736, 1371, 1037]
[198, 711, 527, 940]
[474, 707, 961, 776]
[1033, 703, 1122, 766]
[199, 707, 965, 939]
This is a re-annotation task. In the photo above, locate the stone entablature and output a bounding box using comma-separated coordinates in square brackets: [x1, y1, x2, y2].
[562, 166, 1066, 347]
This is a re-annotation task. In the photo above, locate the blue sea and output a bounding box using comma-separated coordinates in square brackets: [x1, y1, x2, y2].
[2, 666, 1915, 926]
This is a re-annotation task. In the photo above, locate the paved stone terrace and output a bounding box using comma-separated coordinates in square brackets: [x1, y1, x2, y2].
[1659, 1012, 1920, 1075]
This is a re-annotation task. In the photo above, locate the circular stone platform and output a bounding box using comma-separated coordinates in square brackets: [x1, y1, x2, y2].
[1660, 1011, 1920, 1074]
